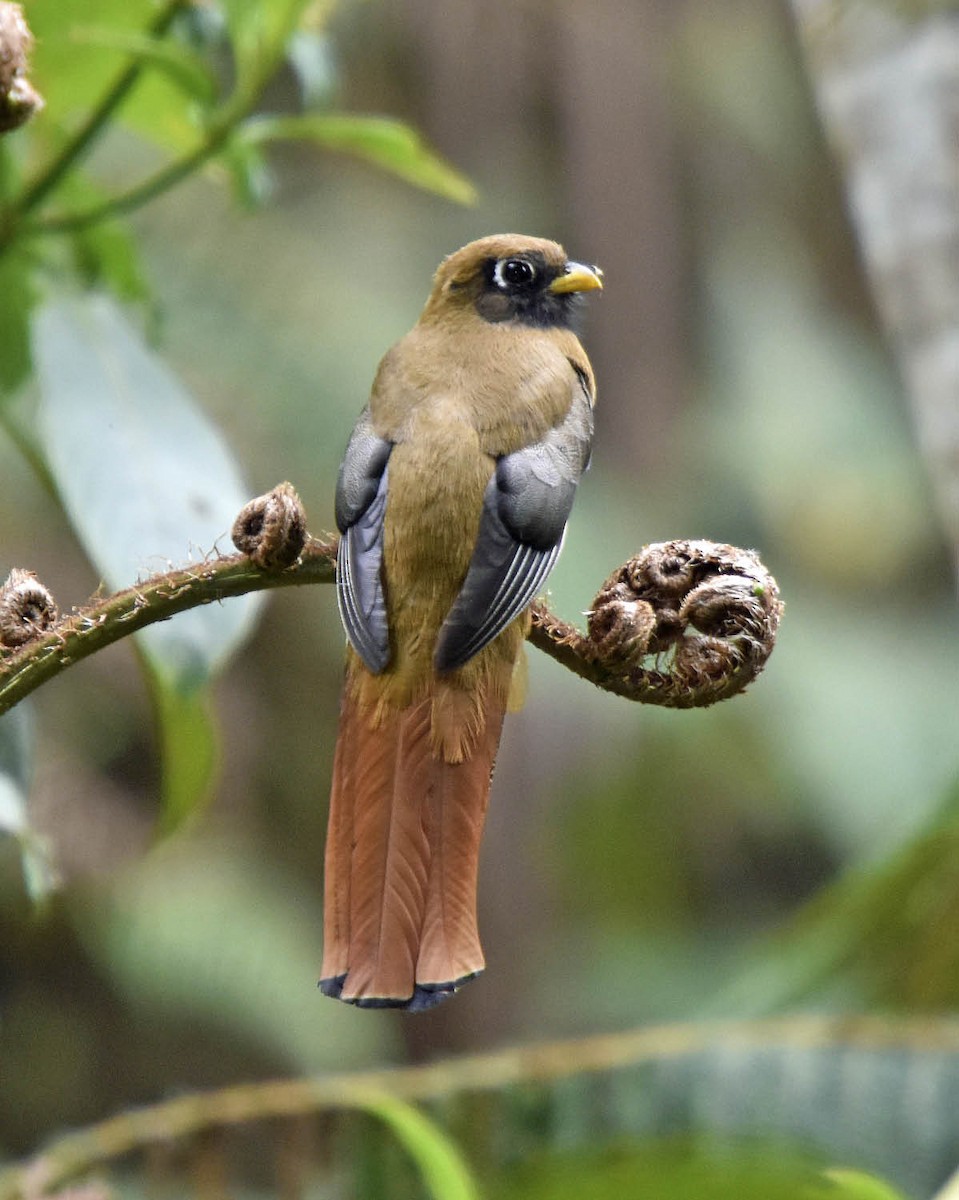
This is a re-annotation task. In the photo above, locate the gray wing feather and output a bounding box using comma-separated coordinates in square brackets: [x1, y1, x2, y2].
[434, 386, 593, 673]
[334, 408, 393, 673]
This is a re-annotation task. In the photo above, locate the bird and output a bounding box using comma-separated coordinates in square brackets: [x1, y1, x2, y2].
[320, 234, 602, 1010]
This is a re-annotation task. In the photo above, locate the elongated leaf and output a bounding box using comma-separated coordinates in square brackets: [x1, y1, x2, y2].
[0, 706, 59, 898]
[493, 1140, 908, 1200]
[357, 1094, 480, 1200]
[0, 245, 38, 397]
[221, 135, 276, 210]
[150, 669, 218, 833]
[57, 173, 152, 303]
[33, 295, 262, 824]
[0, 147, 32, 396]
[242, 113, 478, 205]
[69, 27, 218, 103]
[33, 294, 260, 685]
[29, 0, 157, 115]
[70, 213, 152, 305]
[818, 1168, 908, 1200]
[31, 3, 204, 156]
[709, 781, 959, 1017]
[220, 0, 317, 97]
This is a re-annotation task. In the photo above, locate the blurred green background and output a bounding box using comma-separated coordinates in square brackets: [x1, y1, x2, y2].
[1, 0, 957, 1194]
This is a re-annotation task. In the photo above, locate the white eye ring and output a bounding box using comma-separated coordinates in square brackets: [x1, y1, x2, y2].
[493, 257, 536, 289]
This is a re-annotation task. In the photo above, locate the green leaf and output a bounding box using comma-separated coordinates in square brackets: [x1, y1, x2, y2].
[53, 171, 152, 302]
[67, 27, 219, 105]
[0, 706, 59, 899]
[150, 669, 218, 833]
[0, 245, 37, 398]
[814, 1167, 908, 1200]
[70, 213, 152, 304]
[29, 0, 158, 116]
[494, 1139, 908, 1200]
[0, 139, 20, 205]
[219, 0, 317, 98]
[710, 780, 959, 1015]
[33, 294, 261, 684]
[30, 1, 205, 158]
[33, 294, 263, 824]
[242, 113, 478, 205]
[221, 134, 276, 210]
[350, 1094, 480, 1200]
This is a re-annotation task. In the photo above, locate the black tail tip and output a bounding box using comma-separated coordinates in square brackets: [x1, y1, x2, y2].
[318, 971, 482, 1012]
[318, 973, 346, 1000]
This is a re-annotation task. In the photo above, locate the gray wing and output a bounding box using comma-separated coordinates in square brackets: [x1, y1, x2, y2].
[434, 385, 594, 673]
[334, 407, 393, 674]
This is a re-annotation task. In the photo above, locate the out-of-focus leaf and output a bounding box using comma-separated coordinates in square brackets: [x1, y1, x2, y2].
[816, 1167, 908, 1200]
[219, 0, 317, 96]
[173, 2, 228, 53]
[29, 0, 156, 116]
[433, 1014, 959, 1200]
[358, 1094, 480, 1200]
[82, 842, 389, 1071]
[221, 134, 275, 210]
[70, 214, 152, 304]
[242, 114, 478, 205]
[68, 27, 219, 104]
[0, 706, 59, 899]
[55, 173, 152, 302]
[33, 294, 260, 684]
[30, 2, 202, 157]
[287, 29, 337, 107]
[0, 246, 37, 397]
[114, 76, 203, 158]
[0, 139, 20, 204]
[710, 780, 959, 1015]
[33, 295, 262, 825]
[150, 672, 218, 833]
[493, 1137, 906, 1200]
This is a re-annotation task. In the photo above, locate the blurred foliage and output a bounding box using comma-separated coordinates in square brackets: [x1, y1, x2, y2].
[713, 780, 959, 1015]
[492, 1139, 909, 1200]
[0, 0, 476, 852]
[5, 1012, 956, 1199]
[0, 0, 958, 1198]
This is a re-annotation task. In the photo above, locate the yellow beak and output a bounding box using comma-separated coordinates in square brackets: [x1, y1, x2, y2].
[548, 261, 604, 294]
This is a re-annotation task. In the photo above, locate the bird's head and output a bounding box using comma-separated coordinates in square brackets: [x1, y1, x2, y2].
[422, 234, 602, 331]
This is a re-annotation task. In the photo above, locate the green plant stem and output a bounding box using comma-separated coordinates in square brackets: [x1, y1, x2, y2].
[0, 0, 189, 251]
[22, 123, 235, 235]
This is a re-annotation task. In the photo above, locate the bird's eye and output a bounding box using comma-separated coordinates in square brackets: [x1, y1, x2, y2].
[494, 257, 535, 289]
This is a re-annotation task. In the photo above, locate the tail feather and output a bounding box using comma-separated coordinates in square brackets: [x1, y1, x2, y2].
[416, 704, 504, 990]
[319, 688, 362, 992]
[320, 677, 505, 1010]
[335, 693, 432, 1005]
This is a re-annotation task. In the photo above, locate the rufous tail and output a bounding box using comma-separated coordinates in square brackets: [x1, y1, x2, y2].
[319, 682, 505, 1011]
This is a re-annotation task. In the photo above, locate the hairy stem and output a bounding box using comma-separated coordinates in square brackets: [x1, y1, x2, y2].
[0, 540, 337, 716]
[0, 490, 783, 715]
